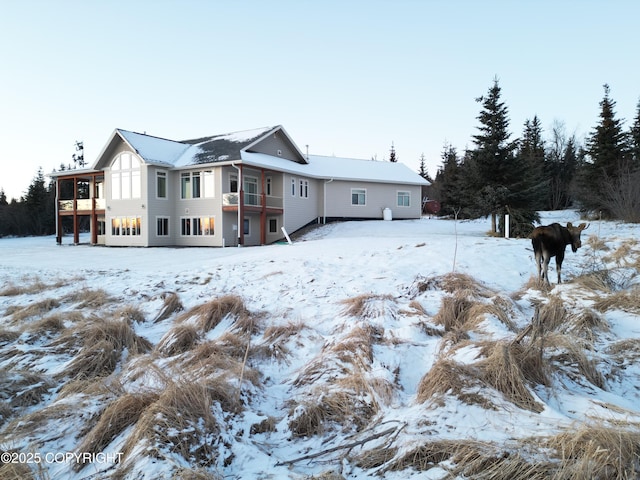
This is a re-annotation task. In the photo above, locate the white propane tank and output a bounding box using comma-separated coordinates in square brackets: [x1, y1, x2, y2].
[383, 208, 392, 221]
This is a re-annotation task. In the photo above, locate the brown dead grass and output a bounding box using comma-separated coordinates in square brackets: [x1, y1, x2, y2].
[545, 423, 640, 479]
[62, 318, 152, 381]
[177, 295, 249, 332]
[416, 358, 484, 406]
[546, 333, 606, 389]
[156, 323, 200, 356]
[122, 380, 219, 466]
[62, 288, 112, 308]
[9, 298, 60, 323]
[593, 288, 640, 314]
[476, 341, 544, 412]
[340, 293, 395, 319]
[75, 391, 159, 471]
[117, 305, 146, 323]
[153, 291, 183, 323]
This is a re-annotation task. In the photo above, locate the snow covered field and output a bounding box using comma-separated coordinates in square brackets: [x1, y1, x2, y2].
[1, 211, 640, 479]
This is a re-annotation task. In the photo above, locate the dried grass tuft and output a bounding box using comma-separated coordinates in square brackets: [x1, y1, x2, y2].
[537, 296, 567, 332]
[416, 358, 480, 405]
[117, 305, 146, 323]
[433, 293, 476, 332]
[9, 298, 60, 323]
[153, 292, 183, 323]
[122, 380, 219, 466]
[63, 319, 152, 380]
[545, 423, 640, 479]
[546, 333, 606, 389]
[477, 341, 544, 412]
[177, 295, 249, 332]
[156, 323, 200, 356]
[63, 288, 112, 308]
[0, 368, 54, 409]
[75, 392, 159, 470]
[340, 293, 395, 319]
[593, 288, 640, 314]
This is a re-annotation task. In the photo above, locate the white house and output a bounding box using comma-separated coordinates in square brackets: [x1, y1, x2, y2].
[51, 125, 429, 246]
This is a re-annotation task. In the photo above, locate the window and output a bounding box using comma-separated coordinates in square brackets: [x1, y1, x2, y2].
[157, 172, 167, 198]
[243, 218, 250, 235]
[181, 171, 214, 199]
[299, 179, 309, 198]
[269, 218, 278, 233]
[244, 176, 258, 205]
[157, 217, 169, 236]
[291, 178, 296, 196]
[397, 191, 410, 207]
[192, 172, 201, 198]
[266, 176, 272, 196]
[180, 217, 215, 236]
[351, 188, 366, 205]
[203, 170, 214, 198]
[230, 173, 238, 192]
[111, 153, 141, 200]
[111, 217, 141, 236]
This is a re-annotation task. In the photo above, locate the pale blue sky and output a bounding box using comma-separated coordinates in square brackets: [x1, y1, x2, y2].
[1, 0, 639, 201]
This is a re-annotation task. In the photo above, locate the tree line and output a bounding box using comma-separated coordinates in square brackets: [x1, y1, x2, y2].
[2, 80, 639, 238]
[426, 79, 640, 236]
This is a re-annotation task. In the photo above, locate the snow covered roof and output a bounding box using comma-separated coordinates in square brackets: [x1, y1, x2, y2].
[116, 126, 277, 167]
[85, 125, 428, 186]
[241, 152, 430, 186]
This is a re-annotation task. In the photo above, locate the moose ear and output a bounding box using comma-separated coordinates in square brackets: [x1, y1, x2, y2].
[579, 223, 589, 230]
[567, 222, 573, 228]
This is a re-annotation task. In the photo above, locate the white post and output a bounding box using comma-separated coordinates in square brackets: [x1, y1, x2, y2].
[281, 226, 293, 245]
[505, 214, 510, 239]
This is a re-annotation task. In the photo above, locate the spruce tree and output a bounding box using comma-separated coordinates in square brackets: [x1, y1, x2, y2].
[418, 153, 429, 179]
[389, 142, 397, 162]
[517, 116, 548, 211]
[463, 77, 537, 234]
[630, 98, 640, 164]
[433, 143, 461, 214]
[579, 84, 629, 215]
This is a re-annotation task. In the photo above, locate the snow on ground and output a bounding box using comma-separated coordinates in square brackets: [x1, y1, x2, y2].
[1, 211, 640, 479]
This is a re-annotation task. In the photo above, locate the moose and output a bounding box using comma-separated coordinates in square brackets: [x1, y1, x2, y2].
[531, 222, 589, 285]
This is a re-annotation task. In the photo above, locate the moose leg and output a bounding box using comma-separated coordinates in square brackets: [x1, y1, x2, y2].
[535, 250, 543, 280]
[540, 250, 553, 285]
[555, 251, 565, 284]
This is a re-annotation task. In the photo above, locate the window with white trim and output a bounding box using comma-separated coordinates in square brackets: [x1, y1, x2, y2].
[157, 217, 169, 236]
[351, 188, 366, 206]
[299, 179, 309, 198]
[111, 152, 141, 200]
[111, 216, 141, 236]
[397, 191, 410, 207]
[180, 217, 215, 236]
[181, 170, 214, 199]
[291, 178, 296, 196]
[268, 217, 278, 233]
[157, 171, 167, 198]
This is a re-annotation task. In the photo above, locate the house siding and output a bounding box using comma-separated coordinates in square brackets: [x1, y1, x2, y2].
[248, 130, 303, 163]
[325, 180, 422, 220]
[282, 174, 321, 234]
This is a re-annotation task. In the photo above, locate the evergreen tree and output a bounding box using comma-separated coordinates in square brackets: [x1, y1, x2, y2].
[24, 168, 55, 235]
[578, 84, 629, 215]
[389, 142, 397, 162]
[517, 116, 548, 211]
[432, 143, 461, 214]
[0, 189, 7, 206]
[462, 77, 538, 235]
[630, 98, 640, 164]
[418, 153, 429, 179]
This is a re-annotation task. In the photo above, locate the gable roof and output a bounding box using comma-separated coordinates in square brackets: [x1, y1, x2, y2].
[178, 126, 276, 165]
[241, 152, 429, 186]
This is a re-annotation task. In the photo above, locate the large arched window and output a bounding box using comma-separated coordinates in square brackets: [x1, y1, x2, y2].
[111, 152, 141, 199]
